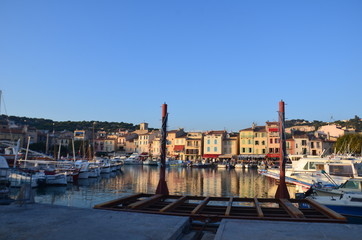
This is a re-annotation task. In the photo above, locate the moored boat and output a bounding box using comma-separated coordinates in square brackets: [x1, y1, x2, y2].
[308, 193, 362, 217]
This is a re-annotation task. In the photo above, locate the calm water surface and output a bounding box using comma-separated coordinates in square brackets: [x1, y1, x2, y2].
[28, 166, 298, 208]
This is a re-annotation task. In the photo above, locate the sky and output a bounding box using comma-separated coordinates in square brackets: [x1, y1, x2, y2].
[0, 0, 361, 132]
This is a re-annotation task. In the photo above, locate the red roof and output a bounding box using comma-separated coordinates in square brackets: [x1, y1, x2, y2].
[174, 145, 185, 151]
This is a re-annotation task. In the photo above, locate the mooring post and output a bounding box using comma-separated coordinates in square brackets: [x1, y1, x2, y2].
[156, 103, 169, 195]
[275, 100, 290, 199]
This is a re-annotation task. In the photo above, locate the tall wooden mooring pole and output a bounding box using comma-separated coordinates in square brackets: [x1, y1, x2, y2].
[275, 100, 290, 199]
[156, 103, 169, 195]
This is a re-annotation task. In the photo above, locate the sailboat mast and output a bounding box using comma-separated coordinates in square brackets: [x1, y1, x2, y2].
[72, 139, 76, 161]
[57, 142, 61, 160]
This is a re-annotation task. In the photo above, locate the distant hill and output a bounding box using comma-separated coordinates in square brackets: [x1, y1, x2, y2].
[1, 114, 360, 133]
[285, 116, 361, 132]
[0, 114, 137, 132]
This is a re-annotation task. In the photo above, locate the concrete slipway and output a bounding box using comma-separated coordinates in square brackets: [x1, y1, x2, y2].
[2, 203, 362, 240]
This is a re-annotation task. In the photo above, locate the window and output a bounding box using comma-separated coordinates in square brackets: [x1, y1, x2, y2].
[214, 147, 217, 152]
[255, 141, 259, 145]
[329, 165, 353, 177]
[248, 140, 251, 144]
[262, 149, 266, 154]
[249, 148, 252, 153]
[207, 139, 210, 144]
[207, 147, 210, 152]
[343, 180, 360, 189]
[214, 139, 217, 144]
[242, 148, 246, 153]
[302, 140, 307, 146]
[269, 148, 273, 153]
[262, 141, 265, 145]
[270, 139, 273, 144]
[317, 142, 320, 148]
[311, 142, 314, 148]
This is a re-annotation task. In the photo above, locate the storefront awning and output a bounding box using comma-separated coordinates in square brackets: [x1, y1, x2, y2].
[174, 145, 185, 151]
[218, 154, 234, 159]
[203, 154, 220, 158]
[266, 153, 280, 158]
[238, 154, 266, 159]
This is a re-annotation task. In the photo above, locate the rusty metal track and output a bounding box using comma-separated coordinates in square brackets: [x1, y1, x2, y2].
[94, 193, 346, 223]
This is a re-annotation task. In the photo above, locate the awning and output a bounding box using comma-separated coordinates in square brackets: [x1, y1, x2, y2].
[268, 128, 279, 132]
[140, 152, 148, 156]
[266, 153, 280, 158]
[238, 154, 265, 158]
[174, 145, 185, 151]
[218, 154, 233, 159]
[203, 154, 220, 158]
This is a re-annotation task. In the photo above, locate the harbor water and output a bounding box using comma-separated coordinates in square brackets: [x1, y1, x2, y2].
[12, 166, 299, 208]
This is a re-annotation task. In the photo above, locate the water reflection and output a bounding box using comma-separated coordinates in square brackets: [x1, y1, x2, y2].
[33, 166, 297, 208]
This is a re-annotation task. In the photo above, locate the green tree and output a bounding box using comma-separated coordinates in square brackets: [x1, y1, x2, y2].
[335, 133, 362, 155]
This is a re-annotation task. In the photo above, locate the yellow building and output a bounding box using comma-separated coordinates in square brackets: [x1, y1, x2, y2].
[166, 128, 186, 159]
[239, 124, 267, 158]
[185, 132, 203, 161]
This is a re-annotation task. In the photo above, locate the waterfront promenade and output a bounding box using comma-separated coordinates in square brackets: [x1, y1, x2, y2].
[2, 203, 362, 240]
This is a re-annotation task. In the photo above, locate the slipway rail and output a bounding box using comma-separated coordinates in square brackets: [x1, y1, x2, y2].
[94, 193, 346, 223]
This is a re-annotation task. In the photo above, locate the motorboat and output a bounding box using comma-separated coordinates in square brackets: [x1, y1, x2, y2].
[143, 158, 159, 166]
[260, 156, 362, 188]
[312, 178, 362, 197]
[308, 193, 362, 217]
[124, 153, 142, 165]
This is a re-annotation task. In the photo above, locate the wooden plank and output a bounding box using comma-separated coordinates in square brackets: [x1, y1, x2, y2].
[225, 197, 233, 216]
[94, 193, 144, 208]
[305, 198, 346, 220]
[191, 197, 210, 215]
[253, 197, 264, 218]
[278, 199, 305, 218]
[128, 194, 164, 210]
[160, 196, 188, 212]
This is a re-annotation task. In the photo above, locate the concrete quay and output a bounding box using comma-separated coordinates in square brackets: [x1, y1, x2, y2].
[215, 219, 362, 240]
[0, 203, 190, 240]
[2, 203, 362, 240]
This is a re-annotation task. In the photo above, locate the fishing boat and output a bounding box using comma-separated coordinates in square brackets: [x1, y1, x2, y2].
[17, 160, 67, 185]
[74, 160, 90, 179]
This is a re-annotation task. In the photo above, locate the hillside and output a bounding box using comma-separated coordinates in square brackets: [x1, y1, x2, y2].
[0, 115, 137, 132]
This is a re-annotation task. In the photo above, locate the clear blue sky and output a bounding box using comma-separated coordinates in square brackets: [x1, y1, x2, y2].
[1, 0, 361, 131]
